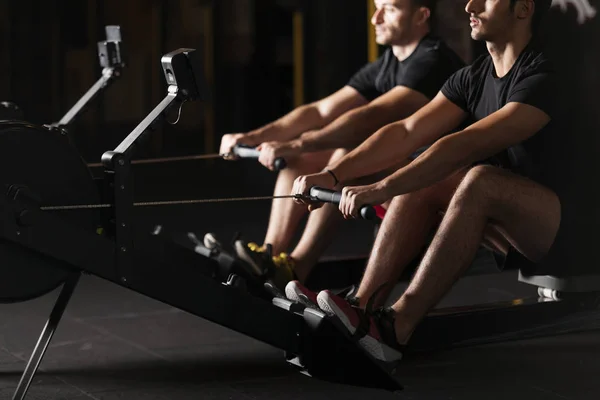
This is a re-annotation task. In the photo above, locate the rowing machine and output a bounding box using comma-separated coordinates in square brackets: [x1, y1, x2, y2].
[0, 48, 402, 399]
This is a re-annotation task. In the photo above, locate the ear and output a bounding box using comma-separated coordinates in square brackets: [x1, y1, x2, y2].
[515, 0, 534, 20]
[415, 6, 431, 26]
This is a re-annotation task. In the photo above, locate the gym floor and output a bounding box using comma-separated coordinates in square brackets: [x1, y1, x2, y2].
[1, 198, 600, 400]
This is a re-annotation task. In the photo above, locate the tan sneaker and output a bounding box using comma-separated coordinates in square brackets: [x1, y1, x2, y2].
[268, 252, 297, 292]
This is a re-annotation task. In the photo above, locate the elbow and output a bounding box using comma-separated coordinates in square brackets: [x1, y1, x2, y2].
[378, 120, 414, 156]
[379, 120, 409, 140]
[314, 101, 337, 121]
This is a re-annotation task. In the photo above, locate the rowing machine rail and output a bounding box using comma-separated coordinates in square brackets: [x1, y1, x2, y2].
[53, 25, 125, 128]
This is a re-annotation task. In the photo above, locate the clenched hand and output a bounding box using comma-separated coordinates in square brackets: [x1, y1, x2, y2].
[339, 183, 388, 219]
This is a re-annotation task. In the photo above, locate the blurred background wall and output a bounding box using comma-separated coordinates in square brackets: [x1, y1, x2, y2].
[0, 0, 472, 163]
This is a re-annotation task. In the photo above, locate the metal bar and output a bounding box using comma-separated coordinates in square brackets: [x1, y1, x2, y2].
[87, 153, 222, 168]
[12, 273, 80, 400]
[109, 87, 180, 160]
[55, 67, 116, 127]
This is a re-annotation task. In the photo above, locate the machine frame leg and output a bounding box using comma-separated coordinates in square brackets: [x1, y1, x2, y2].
[12, 273, 81, 400]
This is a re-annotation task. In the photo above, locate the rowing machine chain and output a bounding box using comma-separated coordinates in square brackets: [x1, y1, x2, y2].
[40, 194, 311, 211]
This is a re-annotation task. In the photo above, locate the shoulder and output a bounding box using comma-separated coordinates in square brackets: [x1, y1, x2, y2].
[509, 44, 559, 95]
[515, 45, 556, 79]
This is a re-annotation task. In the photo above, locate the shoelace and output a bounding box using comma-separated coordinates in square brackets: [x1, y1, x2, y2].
[272, 253, 295, 269]
[247, 242, 266, 253]
[247, 243, 295, 272]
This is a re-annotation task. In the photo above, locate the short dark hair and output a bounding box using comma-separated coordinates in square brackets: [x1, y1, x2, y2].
[510, 0, 552, 32]
[410, 0, 437, 26]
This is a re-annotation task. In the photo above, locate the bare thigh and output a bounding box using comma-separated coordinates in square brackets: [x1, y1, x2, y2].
[382, 166, 534, 256]
[457, 166, 561, 262]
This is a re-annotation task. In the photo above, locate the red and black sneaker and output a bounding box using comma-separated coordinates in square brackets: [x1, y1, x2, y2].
[317, 290, 405, 363]
[284, 280, 320, 309]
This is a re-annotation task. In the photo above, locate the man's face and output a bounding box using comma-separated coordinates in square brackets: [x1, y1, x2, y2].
[465, 0, 524, 41]
[372, 0, 419, 45]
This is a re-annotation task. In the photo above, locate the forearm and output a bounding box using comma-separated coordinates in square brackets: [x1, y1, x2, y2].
[327, 121, 416, 183]
[246, 104, 331, 144]
[298, 105, 402, 152]
[381, 134, 472, 196]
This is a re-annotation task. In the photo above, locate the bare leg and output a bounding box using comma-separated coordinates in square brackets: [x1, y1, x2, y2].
[355, 169, 468, 308]
[291, 152, 413, 282]
[391, 165, 561, 344]
[263, 150, 334, 254]
[290, 149, 348, 282]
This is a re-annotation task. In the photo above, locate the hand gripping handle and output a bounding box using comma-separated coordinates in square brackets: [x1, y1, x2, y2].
[232, 145, 287, 171]
[309, 186, 376, 220]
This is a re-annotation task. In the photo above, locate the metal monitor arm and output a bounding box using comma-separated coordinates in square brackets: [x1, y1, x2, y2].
[100, 48, 204, 283]
[52, 25, 126, 128]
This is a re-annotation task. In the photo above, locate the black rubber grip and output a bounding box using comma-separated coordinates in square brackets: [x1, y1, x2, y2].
[232, 145, 287, 171]
[309, 186, 376, 220]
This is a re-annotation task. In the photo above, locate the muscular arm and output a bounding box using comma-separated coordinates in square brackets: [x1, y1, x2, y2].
[298, 86, 430, 152]
[380, 102, 551, 196]
[329, 92, 468, 183]
[245, 86, 367, 144]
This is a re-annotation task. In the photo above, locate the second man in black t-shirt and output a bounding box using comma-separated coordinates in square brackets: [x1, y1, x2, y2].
[218, 0, 464, 294]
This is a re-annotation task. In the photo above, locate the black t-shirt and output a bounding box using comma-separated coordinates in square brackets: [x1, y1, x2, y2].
[441, 41, 569, 199]
[348, 35, 465, 101]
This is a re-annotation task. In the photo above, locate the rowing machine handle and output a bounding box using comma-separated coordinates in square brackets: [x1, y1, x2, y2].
[309, 187, 376, 221]
[232, 145, 287, 171]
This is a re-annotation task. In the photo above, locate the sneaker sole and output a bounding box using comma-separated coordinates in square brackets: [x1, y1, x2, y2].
[285, 282, 319, 310]
[317, 292, 357, 335]
[318, 292, 403, 363]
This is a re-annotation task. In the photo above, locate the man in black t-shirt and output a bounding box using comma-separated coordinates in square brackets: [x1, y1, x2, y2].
[293, 0, 562, 362]
[218, 0, 464, 292]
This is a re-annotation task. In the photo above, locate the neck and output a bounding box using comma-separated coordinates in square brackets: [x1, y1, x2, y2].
[486, 30, 533, 77]
[391, 28, 429, 61]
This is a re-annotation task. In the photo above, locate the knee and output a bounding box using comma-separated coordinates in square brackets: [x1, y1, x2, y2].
[453, 165, 499, 206]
